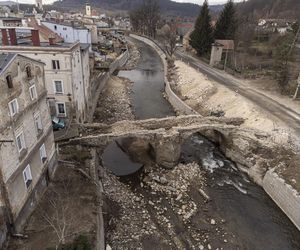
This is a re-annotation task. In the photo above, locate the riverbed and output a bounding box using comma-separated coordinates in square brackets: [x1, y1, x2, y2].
[102, 37, 300, 249]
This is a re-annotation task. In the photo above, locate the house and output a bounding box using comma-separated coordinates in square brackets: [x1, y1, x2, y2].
[42, 20, 92, 46]
[0, 53, 57, 247]
[0, 16, 22, 27]
[257, 18, 296, 35]
[1, 28, 91, 123]
[210, 40, 234, 67]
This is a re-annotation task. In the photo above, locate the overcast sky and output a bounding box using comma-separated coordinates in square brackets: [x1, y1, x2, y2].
[1, 0, 243, 6]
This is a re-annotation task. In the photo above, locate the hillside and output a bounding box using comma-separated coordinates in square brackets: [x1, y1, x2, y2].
[53, 0, 223, 17]
[237, 0, 300, 19]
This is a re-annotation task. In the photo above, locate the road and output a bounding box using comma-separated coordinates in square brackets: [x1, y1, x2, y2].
[175, 50, 300, 136]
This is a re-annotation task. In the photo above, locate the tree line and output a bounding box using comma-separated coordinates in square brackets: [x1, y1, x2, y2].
[190, 0, 237, 56]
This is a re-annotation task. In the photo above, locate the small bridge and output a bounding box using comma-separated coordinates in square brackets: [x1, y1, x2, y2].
[68, 115, 245, 168]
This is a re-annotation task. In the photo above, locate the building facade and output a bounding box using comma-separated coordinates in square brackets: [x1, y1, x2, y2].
[0, 53, 57, 246]
[42, 21, 92, 46]
[1, 28, 91, 123]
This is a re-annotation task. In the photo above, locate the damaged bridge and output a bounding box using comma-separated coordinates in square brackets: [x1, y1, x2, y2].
[67, 115, 246, 168]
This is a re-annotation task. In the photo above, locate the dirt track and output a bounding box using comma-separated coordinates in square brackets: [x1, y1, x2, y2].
[175, 50, 300, 138]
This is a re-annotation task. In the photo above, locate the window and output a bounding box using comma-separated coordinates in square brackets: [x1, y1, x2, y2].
[54, 80, 63, 94]
[16, 131, 26, 152]
[56, 102, 66, 116]
[52, 60, 60, 70]
[54, 25, 57, 30]
[26, 66, 32, 78]
[40, 144, 47, 163]
[34, 113, 43, 134]
[23, 165, 32, 189]
[8, 99, 19, 116]
[29, 84, 37, 100]
[6, 75, 13, 88]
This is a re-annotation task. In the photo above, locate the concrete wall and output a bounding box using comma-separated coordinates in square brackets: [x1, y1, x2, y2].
[129, 34, 197, 115]
[263, 169, 300, 231]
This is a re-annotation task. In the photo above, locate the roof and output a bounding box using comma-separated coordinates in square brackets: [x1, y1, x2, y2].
[0, 53, 45, 76]
[26, 17, 63, 43]
[0, 53, 16, 75]
[80, 43, 90, 51]
[214, 40, 234, 50]
[0, 16, 22, 21]
[42, 20, 88, 30]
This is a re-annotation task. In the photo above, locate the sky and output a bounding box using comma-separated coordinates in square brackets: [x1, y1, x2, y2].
[1, 0, 243, 5]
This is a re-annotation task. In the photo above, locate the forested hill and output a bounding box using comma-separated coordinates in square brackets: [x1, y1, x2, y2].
[53, 0, 223, 17]
[237, 0, 300, 19]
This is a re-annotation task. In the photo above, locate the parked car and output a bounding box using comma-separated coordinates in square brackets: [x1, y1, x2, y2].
[52, 117, 65, 130]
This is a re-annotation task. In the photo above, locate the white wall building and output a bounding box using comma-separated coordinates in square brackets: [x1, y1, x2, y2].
[1, 28, 91, 123]
[0, 53, 57, 246]
[42, 21, 92, 46]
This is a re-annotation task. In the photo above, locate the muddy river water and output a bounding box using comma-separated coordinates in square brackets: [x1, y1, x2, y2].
[103, 38, 300, 249]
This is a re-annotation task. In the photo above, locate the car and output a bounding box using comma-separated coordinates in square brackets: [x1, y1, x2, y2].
[176, 43, 183, 47]
[52, 117, 65, 130]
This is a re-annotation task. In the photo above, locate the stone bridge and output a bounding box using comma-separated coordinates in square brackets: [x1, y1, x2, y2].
[67, 115, 245, 168]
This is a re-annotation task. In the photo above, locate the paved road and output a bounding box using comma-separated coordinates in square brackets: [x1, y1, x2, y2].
[175, 50, 300, 136]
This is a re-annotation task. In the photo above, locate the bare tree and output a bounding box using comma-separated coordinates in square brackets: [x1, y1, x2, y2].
[161, 21, 178, 57]
[130, 0, 160, 38]
[38, 180, 78, 249]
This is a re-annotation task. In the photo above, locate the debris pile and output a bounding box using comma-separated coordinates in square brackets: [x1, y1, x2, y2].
[93, 76, 134, 123]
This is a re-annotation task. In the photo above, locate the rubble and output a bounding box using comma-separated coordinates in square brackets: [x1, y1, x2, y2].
[93, 76, 134, 123]
[122, 41, 141, 70]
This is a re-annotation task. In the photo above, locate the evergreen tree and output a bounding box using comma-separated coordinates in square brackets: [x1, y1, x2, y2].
[189, 0, 214, 56]
[214, 0, 237, 40]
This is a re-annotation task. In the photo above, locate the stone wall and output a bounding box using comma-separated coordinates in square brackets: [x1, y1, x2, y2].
[263, 169, 300, 231]
[88, 49, 129, 122]
[129, 34, 197, 115]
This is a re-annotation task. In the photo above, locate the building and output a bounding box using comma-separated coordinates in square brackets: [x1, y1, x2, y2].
[85, 3, 91, 17]
[0, 53, 57, 247]
[42, 20, 92, 46]
[210, 40, 234, 67]
[1, 28, 91, 123]
[36, 0, 43, 10]
[0, 17, 22, 27]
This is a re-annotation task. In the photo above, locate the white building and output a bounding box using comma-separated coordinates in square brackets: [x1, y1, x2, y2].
[86, 3, 91, 16]
[42, 21, 92, 46]
[0, 53, 57, 246]
[1, 28, 91, 123]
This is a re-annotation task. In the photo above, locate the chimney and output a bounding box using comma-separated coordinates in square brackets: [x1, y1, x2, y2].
[8, 28, 17, 45]
[31, 29, 40, 46]
[1, 29, 9, 46]
[49, 37, 56, 46]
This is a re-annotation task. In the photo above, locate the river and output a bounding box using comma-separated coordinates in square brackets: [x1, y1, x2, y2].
[103, 37, 300, 249]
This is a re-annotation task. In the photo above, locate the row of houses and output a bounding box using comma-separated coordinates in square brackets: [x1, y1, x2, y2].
[0, 14, 95, 249]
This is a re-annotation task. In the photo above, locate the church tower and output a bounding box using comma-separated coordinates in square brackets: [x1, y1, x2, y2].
[85, 3, 91, 16]
[36, 0, 43, 10]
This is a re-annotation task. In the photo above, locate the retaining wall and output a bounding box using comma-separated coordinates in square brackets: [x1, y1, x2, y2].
[130, 34, 197, 115]
[263, 169, 300, 231]
[130, 33, 300, 232]
[88, 49, 129, 122]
